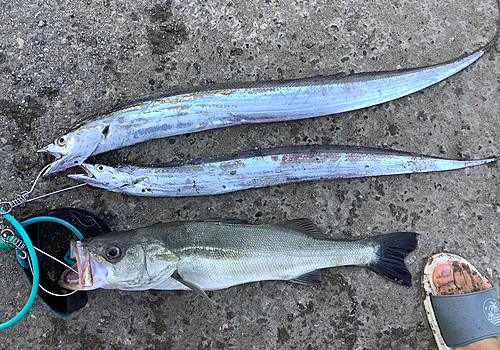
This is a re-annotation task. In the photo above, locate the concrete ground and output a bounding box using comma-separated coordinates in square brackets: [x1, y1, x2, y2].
[0, 0, 499, 349]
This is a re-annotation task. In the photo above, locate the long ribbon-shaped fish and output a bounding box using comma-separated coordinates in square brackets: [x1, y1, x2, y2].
[67, 146, 498, 197]
[41, 47, 489, 177]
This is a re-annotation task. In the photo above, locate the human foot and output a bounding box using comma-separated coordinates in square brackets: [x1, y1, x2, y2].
[423, 253, 500, 350]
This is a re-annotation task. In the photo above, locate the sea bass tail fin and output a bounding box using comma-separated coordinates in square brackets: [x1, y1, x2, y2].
[366, 232, 418, 287]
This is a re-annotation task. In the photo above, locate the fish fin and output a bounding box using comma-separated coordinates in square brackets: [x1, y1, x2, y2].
[290, 269, 323, 285]
[199, 218, 251, 225]
[171, 273, 215, 305]
[130, 176, 147, 185]
[275, 219, 327, 239]
[365, 232, 418, 287]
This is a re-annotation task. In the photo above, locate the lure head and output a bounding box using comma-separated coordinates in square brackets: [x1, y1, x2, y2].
[68, 164, 137, 191]
[40, 128, 105, 177]
[59, 230, 179, 291]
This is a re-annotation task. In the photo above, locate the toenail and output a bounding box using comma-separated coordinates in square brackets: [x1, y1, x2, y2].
[440, 265, 452, 276]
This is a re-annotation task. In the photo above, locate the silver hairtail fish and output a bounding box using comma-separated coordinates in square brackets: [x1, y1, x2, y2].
[40, 45, 493, 177]
[67, 145, 498, 197]
[59, 219, 417, 301]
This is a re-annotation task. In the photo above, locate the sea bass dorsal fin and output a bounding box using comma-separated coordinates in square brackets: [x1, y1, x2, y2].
[275, 219, 326, 239]
[171, 273, 215, 305]
[199, 218, 251, 225]
[291, 269, 323, 285]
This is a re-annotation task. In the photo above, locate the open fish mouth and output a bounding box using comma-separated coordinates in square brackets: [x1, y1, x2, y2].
[39, 130, 104, 177]
[38, 148, 82, 178]
[59, 240, 93, 290]
[67, 164, 138, 190]
[67, 164, 97, 182]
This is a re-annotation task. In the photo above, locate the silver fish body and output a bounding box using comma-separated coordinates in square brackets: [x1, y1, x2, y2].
[67, 145, 498, 197]
[42, 49, 485, 176]
[59, 219, 417, 294]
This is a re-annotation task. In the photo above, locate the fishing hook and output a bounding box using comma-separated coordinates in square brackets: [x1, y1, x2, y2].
[0, 164, 86, 215]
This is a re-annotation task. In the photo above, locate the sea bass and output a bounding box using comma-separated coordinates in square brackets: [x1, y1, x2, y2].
[67, 145, 497, 197]
[41, 48, 487, 177]
[59, 219, 417, 300]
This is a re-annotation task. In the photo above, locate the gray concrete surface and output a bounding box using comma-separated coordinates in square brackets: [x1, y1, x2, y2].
[0, 0, 499, 349]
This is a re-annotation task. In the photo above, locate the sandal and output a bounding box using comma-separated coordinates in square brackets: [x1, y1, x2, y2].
[422, 253, 500, 349]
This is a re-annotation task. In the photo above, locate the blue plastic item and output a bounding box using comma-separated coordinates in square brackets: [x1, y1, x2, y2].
[15, 216, 84, 268]
[0, 210, 39, 330]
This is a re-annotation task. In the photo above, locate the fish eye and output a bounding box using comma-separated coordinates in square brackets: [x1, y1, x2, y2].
[56, 137, 66, 146]
[105, 245, 122, 262]
[97, 165, 105, 172]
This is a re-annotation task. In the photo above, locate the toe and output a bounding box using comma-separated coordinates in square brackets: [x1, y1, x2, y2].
[460, 263, 474, 293]
[470, 269, 485, 292]
[451, 261, 470, 294]
[483, 277, 493, 290]
[433, 263, 458, 295]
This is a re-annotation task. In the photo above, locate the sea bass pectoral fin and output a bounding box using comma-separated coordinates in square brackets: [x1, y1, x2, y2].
[365, 232, 418, 287]
[171, 273, 216, 305]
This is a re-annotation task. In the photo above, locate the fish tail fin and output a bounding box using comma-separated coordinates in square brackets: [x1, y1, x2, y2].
[365, 232, 418, 287]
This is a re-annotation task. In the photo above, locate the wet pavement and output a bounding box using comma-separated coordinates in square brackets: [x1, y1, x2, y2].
[0, 0, 499, 349]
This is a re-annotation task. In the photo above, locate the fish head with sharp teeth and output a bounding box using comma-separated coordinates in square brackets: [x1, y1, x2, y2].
[59, 229, 180, 291]
[67, 164, 136, 190]
[39, 127, 105, 177]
